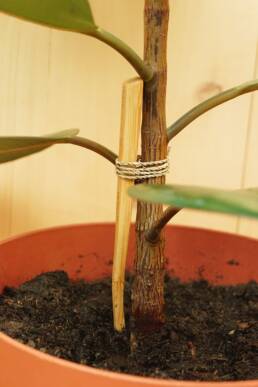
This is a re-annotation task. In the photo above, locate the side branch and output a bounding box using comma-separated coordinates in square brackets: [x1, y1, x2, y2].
[167, 79, 258, 141]
[145, 207, 180, 243]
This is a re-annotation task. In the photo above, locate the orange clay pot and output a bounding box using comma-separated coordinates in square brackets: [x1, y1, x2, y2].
[0, 223, 257, 387]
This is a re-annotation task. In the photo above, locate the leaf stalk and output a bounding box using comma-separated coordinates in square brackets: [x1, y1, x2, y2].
[66, 136, 117, 165]
[167, 79, 258, 141]
[92, 28, 154, 82]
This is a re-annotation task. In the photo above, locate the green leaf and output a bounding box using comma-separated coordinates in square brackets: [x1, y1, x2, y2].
[128, 184, 258, 220]
[0, 0, 96, 34]
[0, 128, 79, 163]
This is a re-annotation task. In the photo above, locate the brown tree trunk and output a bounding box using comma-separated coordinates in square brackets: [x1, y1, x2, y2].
[132, 0, 169, 331]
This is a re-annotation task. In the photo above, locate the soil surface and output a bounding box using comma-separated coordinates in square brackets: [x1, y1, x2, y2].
[0, 271, 257, 381]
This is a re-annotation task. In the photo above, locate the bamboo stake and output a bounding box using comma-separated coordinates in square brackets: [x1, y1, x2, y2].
[112, 78, 143, 331]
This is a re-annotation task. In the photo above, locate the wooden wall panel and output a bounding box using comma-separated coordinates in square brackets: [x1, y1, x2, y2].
[0, 1, 257, 239]
[238, 43, 258, 238]
[167, 0, 258, 232]
[0, 19, 51, 237]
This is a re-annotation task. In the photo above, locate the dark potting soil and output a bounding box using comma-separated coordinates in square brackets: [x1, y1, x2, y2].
[0, 271, 257, 381]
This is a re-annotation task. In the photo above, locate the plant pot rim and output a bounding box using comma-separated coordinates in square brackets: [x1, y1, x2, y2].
[0, 223, 257, 386]
[2, 221, 258, 246]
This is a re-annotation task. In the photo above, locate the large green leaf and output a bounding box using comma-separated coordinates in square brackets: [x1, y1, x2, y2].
[128, 184, 258, 220]
[0, 129, 79, 163]
[0, 0, 96, 34]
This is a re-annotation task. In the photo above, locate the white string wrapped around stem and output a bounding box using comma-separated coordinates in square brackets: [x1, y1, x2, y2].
[116, 153, 169, 180]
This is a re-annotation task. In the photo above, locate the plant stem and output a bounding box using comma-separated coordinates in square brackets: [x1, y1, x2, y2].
[145, 207, 180, 244]
[67, 136, 117, 164]
[93, 27, 154, 82]
[132, 0, 169, 332]
[167, 79, 258, 141]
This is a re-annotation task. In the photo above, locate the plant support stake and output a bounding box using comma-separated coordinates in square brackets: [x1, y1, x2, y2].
[112, 78, 143, 331]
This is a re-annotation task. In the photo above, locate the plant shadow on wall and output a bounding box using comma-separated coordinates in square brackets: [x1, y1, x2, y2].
[0, 0, 258, 383]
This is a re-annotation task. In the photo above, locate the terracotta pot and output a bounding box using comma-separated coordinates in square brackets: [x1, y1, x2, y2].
[0, 223, 257, 387]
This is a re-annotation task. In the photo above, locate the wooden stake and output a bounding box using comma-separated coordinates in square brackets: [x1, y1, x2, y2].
[112, 78, 143, 331]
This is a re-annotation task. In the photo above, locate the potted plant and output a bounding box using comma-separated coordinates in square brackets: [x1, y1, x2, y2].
[0, 1, 257, 386]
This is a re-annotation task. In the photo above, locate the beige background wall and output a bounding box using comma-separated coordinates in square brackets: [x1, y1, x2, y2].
[0, 0, 258, 239]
